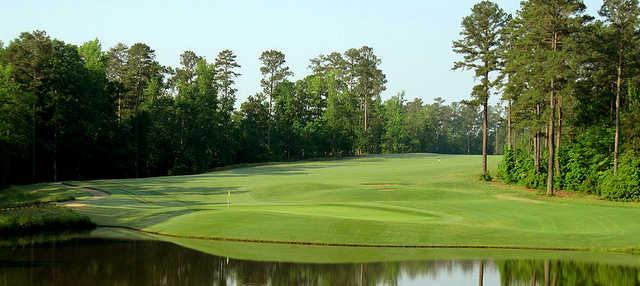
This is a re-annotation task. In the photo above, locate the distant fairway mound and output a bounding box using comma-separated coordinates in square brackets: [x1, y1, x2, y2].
[66, 154, 640, 252]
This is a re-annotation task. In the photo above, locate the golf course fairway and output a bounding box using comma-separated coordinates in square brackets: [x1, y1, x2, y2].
[67, 154, 640, 253]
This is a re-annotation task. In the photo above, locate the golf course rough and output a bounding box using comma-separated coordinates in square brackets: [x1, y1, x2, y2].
[70, 154, 640, 252]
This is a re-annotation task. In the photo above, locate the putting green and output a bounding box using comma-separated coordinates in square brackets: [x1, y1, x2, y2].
[70, 154, 640, 252]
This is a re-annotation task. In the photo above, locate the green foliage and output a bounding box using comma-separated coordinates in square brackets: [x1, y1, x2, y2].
[599, 151, 640, 201]
[382, 92, 409, 153]
[562, 127, 613, 194]
[0, 206, 94, 235]
[498, 147, 516, 183]
[501, 129, 640, 202]
[498, 0, 640, 201]
[624, 81, 640, 153]
[498, 147, 546, 189]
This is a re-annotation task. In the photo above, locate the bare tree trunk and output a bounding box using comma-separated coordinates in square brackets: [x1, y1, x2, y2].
[495, 122, 500, 155]
[547, 33, 558, 196]
[534, 103, 541, 173]
[547, 89, 555, 196]
[555, 94, 562, 180]
[364, 97, 368, 132]
[614, 49, 623, 175]
[32, 103, 37, 183]
[467, 132, 471, 154]
[482, 97, 489, 177]
[267, 80, 273, 153]
[507, 100, 512, 149]
[117, 97, 122, 123]
[53, 128, 57, 182]
[533, 135, 537, 166]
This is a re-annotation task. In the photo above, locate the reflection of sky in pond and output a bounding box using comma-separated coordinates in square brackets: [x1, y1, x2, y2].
[398, 262, 500, 286]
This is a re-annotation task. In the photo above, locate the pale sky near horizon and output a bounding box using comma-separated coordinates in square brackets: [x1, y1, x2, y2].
[1, 0, 602, 105]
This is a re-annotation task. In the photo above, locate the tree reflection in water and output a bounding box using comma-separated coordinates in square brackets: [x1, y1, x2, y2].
[497, 258, 640, 286]
[0, 238, 637, 286]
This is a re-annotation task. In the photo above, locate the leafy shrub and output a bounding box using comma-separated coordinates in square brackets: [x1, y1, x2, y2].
[498, 147, 545, 189]
[598, 152, 640, 201]
[561, 126, 613, 194]
[0, 206, 95, 235]
[498, 127, 637, 202]
[498, 147, 516, 183]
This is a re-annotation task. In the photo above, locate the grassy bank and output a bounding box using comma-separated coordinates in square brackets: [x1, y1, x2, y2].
[45, 153, 640, 253]
[0, 184, 95, 235]
[0, 206, 94, 235]
[0, 183, 86, 208]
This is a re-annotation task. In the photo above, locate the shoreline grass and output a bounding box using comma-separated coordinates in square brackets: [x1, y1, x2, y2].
[0, 183, 96, 235]
[0, 183, 87, 209]
[0, 206, 95, 235]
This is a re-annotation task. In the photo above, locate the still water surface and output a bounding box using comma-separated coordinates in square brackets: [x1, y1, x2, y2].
[0, 237, 639, 286]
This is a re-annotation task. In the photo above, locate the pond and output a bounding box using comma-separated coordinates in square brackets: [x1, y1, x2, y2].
[0, 234, 639, 286]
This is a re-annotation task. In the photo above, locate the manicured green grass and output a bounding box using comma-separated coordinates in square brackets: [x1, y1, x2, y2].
[165, 237, 640, 265]
[25, 154, 640, 252]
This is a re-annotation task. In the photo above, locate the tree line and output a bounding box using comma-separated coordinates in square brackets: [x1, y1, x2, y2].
[0, 31, 506, 186]
[454, 0, 640, 200]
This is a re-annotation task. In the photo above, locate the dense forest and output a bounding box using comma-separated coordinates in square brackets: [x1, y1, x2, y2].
[454, 0, 640, 200]
[0, 31, 506, 186]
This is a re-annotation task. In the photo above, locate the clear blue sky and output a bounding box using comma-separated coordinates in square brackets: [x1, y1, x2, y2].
[1, 0, 601, 105]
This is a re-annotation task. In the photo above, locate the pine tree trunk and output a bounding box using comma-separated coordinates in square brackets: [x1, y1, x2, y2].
[555, 95, 562, 180]
[117, 97, 122, 122]
[53, 127, 57, 182]
[32, 103, 37, 183]
[534, 134, 539, 171]
[364, 96, 368, 132]
[547, 89, 555, 196]
[268, 81, 273, 153]
[495, 122, 499, 155]
[482, 97, 488, 177]
[507, 100, 512, 149]
[52, 89, 59, 182]
[547, 33, 558, 196]
[534, 103, 541, 173]
[614, 50, 623, 175]
[547, 82, 556, 196]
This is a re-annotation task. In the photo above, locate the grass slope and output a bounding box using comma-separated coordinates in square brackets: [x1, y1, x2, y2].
[59, 154, 640, 252]
[0, 184, 95, 235]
